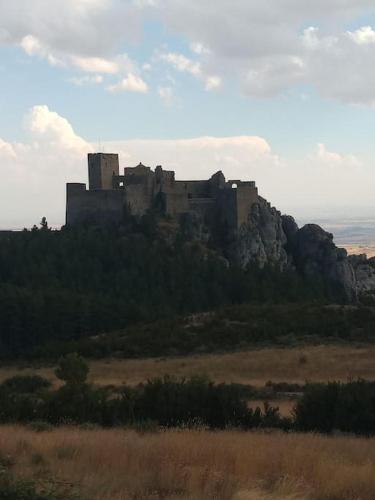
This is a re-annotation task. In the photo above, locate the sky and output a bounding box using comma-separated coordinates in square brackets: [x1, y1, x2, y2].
[1, 0, 375, 228]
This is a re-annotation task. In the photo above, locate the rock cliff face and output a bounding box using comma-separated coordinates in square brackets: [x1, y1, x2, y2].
[236, 197, 288, 269]
[229, 200, 358, 302]
[289, 224, 357, 302]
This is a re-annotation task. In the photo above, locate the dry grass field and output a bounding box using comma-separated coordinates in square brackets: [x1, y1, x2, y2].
[2, 347, 375, 497]
[2, 425, 375, 500]
[4, 344, 375, 389]
[343, 244, 375, 258]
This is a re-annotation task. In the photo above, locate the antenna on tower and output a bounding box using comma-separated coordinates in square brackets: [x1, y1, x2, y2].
[98, 139, 102, 153]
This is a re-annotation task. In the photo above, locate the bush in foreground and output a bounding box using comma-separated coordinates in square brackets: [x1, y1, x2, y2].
[6, 357, 375, 436]
[0, 356, 289, 430]
[294, 379, 375, 435]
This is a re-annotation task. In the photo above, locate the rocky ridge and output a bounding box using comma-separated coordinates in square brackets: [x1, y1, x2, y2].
[227, 198, 360, 302]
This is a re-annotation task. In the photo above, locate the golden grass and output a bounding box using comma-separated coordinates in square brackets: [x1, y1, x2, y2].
[3, 425, 375, 499]
[4, 344, 375, 388]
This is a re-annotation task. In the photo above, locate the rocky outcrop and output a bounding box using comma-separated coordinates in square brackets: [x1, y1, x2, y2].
[230, 202, 357, 302]
[236, 198, 288, 269]
[349, 254, 375, 294]
[178, 194, 359, 303]
[290, 224, 357, 302]
[281, 215, 299, 242]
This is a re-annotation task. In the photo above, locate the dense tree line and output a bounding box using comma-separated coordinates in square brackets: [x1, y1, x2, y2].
[0, 217, 326, 359]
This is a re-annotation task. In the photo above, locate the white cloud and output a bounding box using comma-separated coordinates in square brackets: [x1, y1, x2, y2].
[299, 27, 375, 106]
[160, 52, 201, 77]
[158, 86, 174, 106]
[105, 135, 280, 182]
[0, 0, 139, 57]
[205, 75, 222, 90]
[316, 143, 362, 168]
[107, 73, 149, 93]
[2, 0, 146, 94]
[190, 42, 210, 55]
[348, 26, 375, 45]
[20, 34, 45, 56]
[0, 138, 17, 158]
[4, 1, 375, 102]
[0, 106, 93, 228]
[301, 27, 337, 51]
[26, 105, 92, 155]
[160, 52, 222, 91]
[69, 74, 104, 86]
[19, 34, 142, 79]
[149, 2, 375, 104]
[71, 56, 119, 74]
[20, 34, 63, 66]
[19, 30, 140, 75]
[243, 55, 305, 97]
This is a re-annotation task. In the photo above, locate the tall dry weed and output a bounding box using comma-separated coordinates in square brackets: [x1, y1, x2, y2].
[0, 426, 375, 499]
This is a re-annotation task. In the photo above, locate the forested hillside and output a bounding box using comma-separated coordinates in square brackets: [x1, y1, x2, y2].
[0, 217, 326, 358]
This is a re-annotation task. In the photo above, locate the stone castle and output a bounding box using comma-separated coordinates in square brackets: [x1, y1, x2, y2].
[66, 153, 259, 230]
[65, 152, 363, 302]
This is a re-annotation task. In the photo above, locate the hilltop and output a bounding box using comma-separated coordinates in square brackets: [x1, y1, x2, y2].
[65, 153, 363, 302]
[1, 155, 375, 359]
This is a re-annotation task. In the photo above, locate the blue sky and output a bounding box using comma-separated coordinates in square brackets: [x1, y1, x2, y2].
[1, 0, 375, 227]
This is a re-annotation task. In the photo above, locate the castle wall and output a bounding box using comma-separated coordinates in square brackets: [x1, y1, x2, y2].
[163, 192, 189, 216]
[208, 171, 226, 195]
[176, 180, 211, 198]
[216, 188, 238, 232]
[155, 167, 175, 186]
[188, 198, 216, 223]
[124, 165, 153, 185]
[66, 183, 125, 226]
[125, 184, 154, 216]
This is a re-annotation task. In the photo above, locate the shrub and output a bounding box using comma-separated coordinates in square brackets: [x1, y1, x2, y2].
[55, 354, 88, 386]
[44, 384, 108, 425]
[135, 375, 281, 429]
[294, 380, 375, 435]
[27, 421, 54, 433]
[0, 375, 51, 394]
[30, 452, 47, 466]
[0, 471, 59, 500]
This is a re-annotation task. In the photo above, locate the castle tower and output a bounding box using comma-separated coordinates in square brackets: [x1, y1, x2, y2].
[88, 153, 119, 190]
